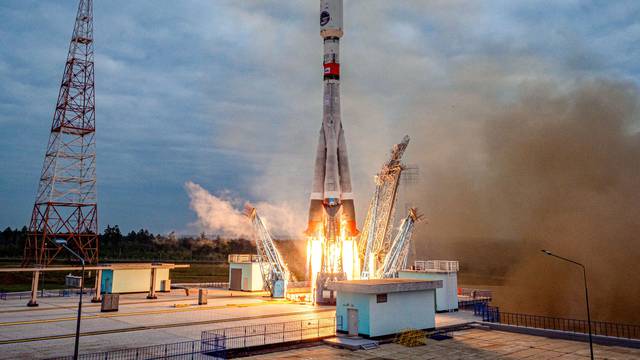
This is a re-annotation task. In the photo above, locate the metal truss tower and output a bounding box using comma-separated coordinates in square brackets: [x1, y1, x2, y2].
[23, 0, 98, 266]
[359, 136, 410, 279]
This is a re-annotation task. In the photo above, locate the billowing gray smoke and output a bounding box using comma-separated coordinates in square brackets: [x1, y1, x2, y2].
[411, 79, 640, 323]
[188, 1, 639, 324]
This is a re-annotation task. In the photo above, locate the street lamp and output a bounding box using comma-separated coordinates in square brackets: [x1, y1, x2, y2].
[55, 239, 85, 360]
[541, 249, 594, 360]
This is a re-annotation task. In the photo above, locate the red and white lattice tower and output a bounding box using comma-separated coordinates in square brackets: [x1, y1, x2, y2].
[23, 0, 98, 266]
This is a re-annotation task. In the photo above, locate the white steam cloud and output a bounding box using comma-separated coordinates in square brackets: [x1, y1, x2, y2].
[185, 181, 304, 239]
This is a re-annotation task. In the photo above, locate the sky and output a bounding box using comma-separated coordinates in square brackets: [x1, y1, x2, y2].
[0, 0, 638, 235]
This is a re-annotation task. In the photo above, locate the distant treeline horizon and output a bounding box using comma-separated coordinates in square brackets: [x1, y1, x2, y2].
[0, 225, 256, 262]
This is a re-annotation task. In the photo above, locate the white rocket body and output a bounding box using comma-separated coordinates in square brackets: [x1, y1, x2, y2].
[307, 0, 357, 237]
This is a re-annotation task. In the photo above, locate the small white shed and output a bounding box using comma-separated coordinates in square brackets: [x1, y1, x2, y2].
[228, 254, 264, 291]
[328, 279, 442, 338]
[101, 264, 171, 294]
[399, 260, 459, 312]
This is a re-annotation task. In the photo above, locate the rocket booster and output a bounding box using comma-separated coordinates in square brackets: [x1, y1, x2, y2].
[307, 0, 358, 237]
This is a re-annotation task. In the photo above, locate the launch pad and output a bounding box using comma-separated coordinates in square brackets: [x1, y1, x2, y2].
[4, 290, 635, 359]
[0, 288, 336, 359]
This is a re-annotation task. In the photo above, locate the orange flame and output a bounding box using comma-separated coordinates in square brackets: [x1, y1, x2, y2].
[306, 215, 361, 302]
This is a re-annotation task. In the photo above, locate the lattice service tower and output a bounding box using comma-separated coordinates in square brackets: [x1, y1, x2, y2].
[23, 0, 98, 267]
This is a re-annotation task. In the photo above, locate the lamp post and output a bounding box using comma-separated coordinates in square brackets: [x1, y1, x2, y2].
[541, 249, 594, 360]
[55, 240, 85, 360]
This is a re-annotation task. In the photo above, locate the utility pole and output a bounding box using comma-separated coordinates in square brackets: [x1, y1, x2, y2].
[541, 250, 594, 360]
[57, 239, 85, 360]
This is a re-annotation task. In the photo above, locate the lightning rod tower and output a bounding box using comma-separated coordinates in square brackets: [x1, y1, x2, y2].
[23, 0, 98, 266]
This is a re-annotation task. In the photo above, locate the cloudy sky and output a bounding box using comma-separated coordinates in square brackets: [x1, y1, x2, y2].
[0, 0, 638, 235]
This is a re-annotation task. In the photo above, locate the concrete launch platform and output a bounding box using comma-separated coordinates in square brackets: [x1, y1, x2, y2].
[2, 289, 636, 359]
[0, 289, 333, 359]
[0, 288, 477, 359]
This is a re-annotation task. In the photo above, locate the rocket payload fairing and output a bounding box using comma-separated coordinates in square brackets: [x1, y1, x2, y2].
[306, 0, 358, 238]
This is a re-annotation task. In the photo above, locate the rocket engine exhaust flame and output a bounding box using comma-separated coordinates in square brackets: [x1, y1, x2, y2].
[306, 135, 417, 301]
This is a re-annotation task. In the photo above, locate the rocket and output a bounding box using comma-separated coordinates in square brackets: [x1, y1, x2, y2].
[306, 0, 358, 238]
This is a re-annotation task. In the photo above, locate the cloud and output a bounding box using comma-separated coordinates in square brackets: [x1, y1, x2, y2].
[0, 0, 639, 235]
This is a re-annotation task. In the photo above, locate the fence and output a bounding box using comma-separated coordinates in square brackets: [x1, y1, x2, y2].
[49, 317, 338, 360]
[414, 260, 459, 272]
[201, 317, 338, 352]
[200, 282, 228, 289]
[0, 289, 96, 301]
[459, 299, 640, 341]
[227, 254, 261, 263]
[458, 298, 491, 310]
[49, 338, 225, 360]
[458, 288, 493, 299]
[171, 282, 229, 289]
[171, 281, 310, 292]
[478, 304, 500, 322]
[484, 310, 640, 341]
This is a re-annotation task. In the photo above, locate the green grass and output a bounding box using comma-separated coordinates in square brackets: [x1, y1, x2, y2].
[0, 270, 96, 293]
[171, 263, 229, 283]
[1, 257, 507, 292]
[0, 259, 231, 292]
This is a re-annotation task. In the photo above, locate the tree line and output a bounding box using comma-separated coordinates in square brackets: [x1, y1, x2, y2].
[0, 225, 255, 262]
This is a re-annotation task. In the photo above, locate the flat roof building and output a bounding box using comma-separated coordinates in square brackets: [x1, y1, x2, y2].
[328, 279, 442, 338]
[101, 264, 172, 294]
[228, 254, 265, 292]
[399, 260, 459, 312]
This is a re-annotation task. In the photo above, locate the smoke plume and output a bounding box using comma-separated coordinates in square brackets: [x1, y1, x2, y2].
[411, 79, 640, 323]
[185, 181, 304, 239]
[185, 2, 639, 324]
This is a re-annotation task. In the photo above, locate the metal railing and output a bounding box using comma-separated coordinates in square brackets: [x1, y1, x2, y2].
[460, 300, 640, 341]
[477, 304, 501, 322]
[414, 260, 459, 272]
[55, 317, 338, 359]
[482, 308, 640, 340]
[48, 337, 225, 360]
[201, 317, 338, 352]
[458, 298, 491, 310]
[0, 289, 96, 300]
[171, 281, 309, 291]
[171, 282, 229, 289]
[458, 288, 492, 299]
[227, 254, 262, 263]
[208, 282, 229, 289]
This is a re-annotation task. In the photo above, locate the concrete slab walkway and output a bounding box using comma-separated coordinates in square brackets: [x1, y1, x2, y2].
[246, 328, 640, 359]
